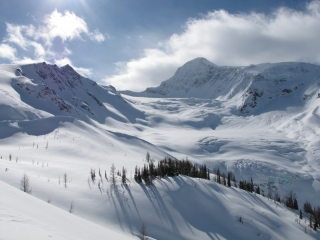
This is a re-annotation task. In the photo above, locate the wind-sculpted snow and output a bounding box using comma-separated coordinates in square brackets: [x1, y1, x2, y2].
[137, 58, 320, 114]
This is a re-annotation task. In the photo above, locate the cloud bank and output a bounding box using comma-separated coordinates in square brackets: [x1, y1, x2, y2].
[1, 10, 105, 76]
[104, 1, 320, 91]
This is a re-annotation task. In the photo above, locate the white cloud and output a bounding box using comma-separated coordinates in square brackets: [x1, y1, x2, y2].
[33, 10, 106, 45]
[88, 29, 106, 42]
[0, 44, 16, 60]
[29, 42, 46, 58]
[37, 10, 88, 46]
[73, 66, 93, 77]
[55, 57, 92, 77]
[14, 57, 45, 65]
[104, 1, 320, 91]
[55, 57, 72, 67]
[1, 10, 102, 77]
[4, 23, 30, 49]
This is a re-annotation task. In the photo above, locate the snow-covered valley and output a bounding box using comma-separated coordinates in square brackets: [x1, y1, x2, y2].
[1, 59, 320, 239]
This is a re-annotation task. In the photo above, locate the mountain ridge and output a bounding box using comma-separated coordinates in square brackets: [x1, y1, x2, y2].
[0, 62, 143, 124]
[124, 58, 320, 114]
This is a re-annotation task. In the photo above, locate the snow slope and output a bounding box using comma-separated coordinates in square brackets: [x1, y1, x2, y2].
[1, 61, 320, 239]
[130, 57, 320, 114]
[0, 180, 133, 240]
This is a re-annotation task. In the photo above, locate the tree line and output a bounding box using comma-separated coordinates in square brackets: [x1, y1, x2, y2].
[134, 156, 210, 184]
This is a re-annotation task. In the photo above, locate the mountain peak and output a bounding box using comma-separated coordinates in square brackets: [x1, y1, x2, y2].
[142, 59, 320, 114]
[184, 57, 216, 66]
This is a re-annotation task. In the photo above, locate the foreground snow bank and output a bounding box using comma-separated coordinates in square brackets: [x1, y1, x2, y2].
[0, 180, 134, 240]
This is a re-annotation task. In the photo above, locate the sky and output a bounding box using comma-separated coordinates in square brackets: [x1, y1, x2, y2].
[0, 0, 319, 91]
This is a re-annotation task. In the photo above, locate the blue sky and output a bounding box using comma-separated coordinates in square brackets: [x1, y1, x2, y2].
[0, 0, 319, 91]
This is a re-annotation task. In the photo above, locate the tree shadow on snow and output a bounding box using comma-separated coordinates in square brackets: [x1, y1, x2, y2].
[139, 183, 180, 235]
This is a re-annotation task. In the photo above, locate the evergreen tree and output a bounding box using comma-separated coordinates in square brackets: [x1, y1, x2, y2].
[146, 151, 150, 163]
[250, 177, 254, 192]
[294, 198, 299, 210]
[255, 185, 260, 194]
[134, 166, 138, 182]
[227, 172, 231, 187]
[122, 167, 127, 184]
[222, 172, 226, 186]
[110, 164, 116, 189]
[304, 201, 313, 214]
[217, 168, 221, 184]
[137, 168, 142, 183]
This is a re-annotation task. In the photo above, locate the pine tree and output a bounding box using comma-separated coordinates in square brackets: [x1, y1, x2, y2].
[137, 168, 142, 183]
[255, 185, 260, 194]
[134, 166, 138, 182]
[122, 167, 127, 184]
[294, 198, 299, 210]
[227, 172, 231, 187]
[217, 168, 221, 184]
[146, 151, 150, 163]
[110, 164, 116, 189]
[250, 177, 254, 192]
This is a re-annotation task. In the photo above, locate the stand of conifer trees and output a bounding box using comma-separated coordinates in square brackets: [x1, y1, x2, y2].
[134, 157, 210, 184]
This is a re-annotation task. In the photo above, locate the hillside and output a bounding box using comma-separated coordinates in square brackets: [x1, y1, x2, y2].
[131, 58, 320, 114]
[1, 61, 320, 239]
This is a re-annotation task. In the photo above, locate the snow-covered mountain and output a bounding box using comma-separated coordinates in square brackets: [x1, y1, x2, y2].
[1, 60, 320, 239]
[135, 57, 320, 114]
[1, 62, 143, 124]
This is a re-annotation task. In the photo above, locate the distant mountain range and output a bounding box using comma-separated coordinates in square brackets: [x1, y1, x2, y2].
[123, 57, 320, 114]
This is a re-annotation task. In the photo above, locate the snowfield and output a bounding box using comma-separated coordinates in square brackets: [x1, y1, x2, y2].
[0, 59, 320, 239]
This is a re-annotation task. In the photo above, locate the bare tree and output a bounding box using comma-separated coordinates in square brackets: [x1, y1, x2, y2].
[90, 168, 96, 181]
[139, 222, 148, 240]
[64, 173, 67, 187]
[20, 173, 32, 194]
[69, 200, 74, 213]
[87, 177, 91, 189]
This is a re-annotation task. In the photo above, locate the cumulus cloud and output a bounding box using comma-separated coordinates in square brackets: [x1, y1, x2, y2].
[0, 44, 16, 60]
[4, 23, 30, 49]
[37, 10, 88, 46]
[0, 10, 104, 75]
[55, 57, 93, 77]
[34, 10, 107, 45]
[88, 29, 106, 42]
[104, 1, 320, 91]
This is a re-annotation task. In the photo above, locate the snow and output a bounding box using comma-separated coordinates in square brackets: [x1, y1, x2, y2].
[0, 180, 133, 240]
[0, 60, 320, 239]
